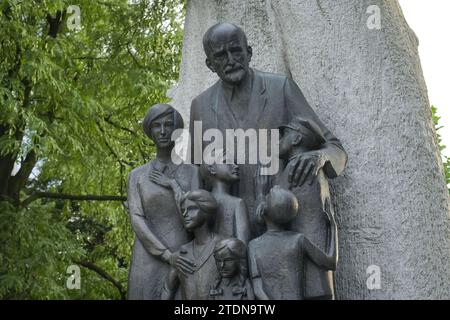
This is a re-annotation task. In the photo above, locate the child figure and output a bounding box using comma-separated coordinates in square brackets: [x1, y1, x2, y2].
[209, 238, 255, 300]
[161, 190, 223, 300]
[201, 149, 250, 245]
[276, 116, 339, 299]
[248, 185, 337, 300]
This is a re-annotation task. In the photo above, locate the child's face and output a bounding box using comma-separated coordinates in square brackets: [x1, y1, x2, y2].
[212, 163, 240, 182]
[181, 199, 207, 231]
[214, 248, 240, 278]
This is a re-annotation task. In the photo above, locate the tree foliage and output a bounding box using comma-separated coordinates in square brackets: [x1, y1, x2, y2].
[431, 105, 450, 193]
[0, 0, 185, 299]
[2, 0, 446, 301]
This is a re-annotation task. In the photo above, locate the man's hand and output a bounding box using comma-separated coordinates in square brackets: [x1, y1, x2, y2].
[288, 150, 326, 188]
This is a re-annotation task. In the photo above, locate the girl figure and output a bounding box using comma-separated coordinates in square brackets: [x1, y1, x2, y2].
[210, 238, 254, 300]
[276, 116, 340, 299]
[200, 149, 250, 245]
[248, 185, 337, 300]
[162, 190, 223, 300]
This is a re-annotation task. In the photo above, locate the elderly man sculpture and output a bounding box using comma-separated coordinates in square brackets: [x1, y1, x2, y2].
[189, 22, 347, 239]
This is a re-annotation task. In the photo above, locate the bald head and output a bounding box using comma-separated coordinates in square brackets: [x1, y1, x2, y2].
[203, 23, 248, 55]
[202, 23, 252, 85]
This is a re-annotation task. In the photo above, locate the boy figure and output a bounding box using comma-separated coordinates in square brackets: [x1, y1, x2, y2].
[201, 149, 250, 245]
[161, 190, 223, 300]
[276, 116, 339, 299]
[248, 185, 337, 300]
[209, 238, 254, 300]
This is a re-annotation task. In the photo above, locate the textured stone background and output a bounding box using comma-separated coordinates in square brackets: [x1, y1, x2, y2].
[168, 0, 450, 299]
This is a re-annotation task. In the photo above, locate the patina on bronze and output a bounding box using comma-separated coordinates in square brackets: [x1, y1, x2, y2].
[126, 104, 201, 300]
[127, 23, 347, 300]
[189, 22, 347, 239]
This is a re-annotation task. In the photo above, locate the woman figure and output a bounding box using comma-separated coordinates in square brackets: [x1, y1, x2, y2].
[127, 104, 201, 300]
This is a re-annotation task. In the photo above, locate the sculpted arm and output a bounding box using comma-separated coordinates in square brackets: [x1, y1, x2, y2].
[300, 204, 337, 270]
[161, 267, 180, 300]
[150, 165, 202, 214]
[284, 77, 347, 185]
[144, 170, 198, 275]
[235, 199, 251, 245]
[188, 98, 202, 165]
[248, 244, 270, 300]
[127, 170, 171, 262]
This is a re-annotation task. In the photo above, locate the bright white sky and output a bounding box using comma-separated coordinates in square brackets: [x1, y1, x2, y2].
[399, 0, 450, 157]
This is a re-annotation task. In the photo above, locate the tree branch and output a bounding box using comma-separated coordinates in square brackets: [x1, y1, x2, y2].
[95, 121, 135, 167]
[73, 56, 110, 60]
[0, 42, 25, 199]
[126, 45, 144, 69]
[103, 116, 136, 136]
[22, 192, 127, 206]
[46, 11, 64, 38]
[75, 260, 126, 300]
[7, 149, 37, 204]
[0, 125, 16, 198]
[2, 77, 33, 203]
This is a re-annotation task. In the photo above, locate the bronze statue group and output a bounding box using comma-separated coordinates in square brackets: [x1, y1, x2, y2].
[126, 23, 347, 300]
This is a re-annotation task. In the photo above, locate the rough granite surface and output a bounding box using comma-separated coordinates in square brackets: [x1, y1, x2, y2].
[168, 0, 450, 299]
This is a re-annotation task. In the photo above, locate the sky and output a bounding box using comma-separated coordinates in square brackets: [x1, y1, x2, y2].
[398, 0, 450, 156]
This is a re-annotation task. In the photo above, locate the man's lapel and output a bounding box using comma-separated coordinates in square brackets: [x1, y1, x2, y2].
[209, 70, 268, 129]
[210, 81, 221, 118]
[210, 81, 239, 129]
[248, 70, 268, 125]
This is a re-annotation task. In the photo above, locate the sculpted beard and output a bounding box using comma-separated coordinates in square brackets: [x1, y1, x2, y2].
[223, 64, 246, 84]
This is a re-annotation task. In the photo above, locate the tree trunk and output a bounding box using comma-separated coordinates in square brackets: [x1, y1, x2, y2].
[169, 0, 450, 299]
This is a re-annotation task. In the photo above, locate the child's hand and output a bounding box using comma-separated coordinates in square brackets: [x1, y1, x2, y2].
[255, 201, 267, 224]
[254, 164, 272, 200]
[323, 198, 336, 226]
